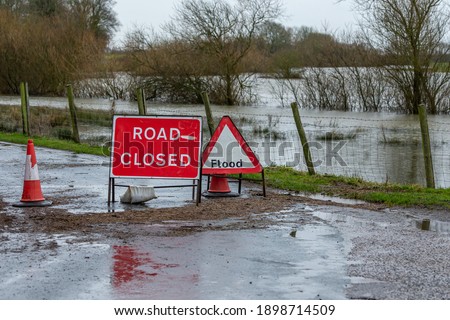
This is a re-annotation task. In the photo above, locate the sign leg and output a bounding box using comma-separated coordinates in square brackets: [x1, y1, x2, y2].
[196, 178, 202, 205]
[238, 173, 243, 194]
[262, 170, 267, 197]
[112, 178, 116, 203]
[108, 178, 112, 206]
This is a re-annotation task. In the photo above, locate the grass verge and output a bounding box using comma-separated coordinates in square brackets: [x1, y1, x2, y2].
[243, 167, 450, 209]
[0, 132, 106, 157]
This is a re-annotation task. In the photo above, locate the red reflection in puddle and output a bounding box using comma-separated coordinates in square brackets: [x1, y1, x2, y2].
[113, 246, 178, 287]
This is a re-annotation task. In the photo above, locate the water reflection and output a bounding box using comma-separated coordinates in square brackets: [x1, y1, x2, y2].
[383, 139, 424, 185]
[415, 220, 450, 233]
[109, 224, 348, 299]
[112, 246, 178, 288]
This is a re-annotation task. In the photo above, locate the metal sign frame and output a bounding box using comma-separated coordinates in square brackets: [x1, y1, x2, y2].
[108, 115, 203, 206]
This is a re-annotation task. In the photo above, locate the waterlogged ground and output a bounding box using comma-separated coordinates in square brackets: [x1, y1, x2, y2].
[0, 142, 449, 299]
[2, 90, 450, 188]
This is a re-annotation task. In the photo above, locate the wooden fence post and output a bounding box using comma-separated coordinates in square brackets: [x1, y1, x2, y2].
[201, 92, 215, 137]
[20, 82, 30, 136]
[291, 102, 315, 175]
[418, 104, 435, 188]
[66, 84, 80, 143]
[136, 88, 146, 115]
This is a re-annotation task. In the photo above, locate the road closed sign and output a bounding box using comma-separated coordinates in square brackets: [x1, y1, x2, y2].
[110, 115, 203, 179]
[202, 116, 262, 174]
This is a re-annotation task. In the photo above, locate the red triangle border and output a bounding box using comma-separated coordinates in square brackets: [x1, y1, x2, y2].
[202, 116, 263, 174]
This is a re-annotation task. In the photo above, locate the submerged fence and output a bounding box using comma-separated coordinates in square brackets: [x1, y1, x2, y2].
[1, 94, 450, 188]
[152, 106, 450, 189]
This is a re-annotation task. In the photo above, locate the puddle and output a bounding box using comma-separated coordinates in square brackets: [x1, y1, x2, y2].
[112, 246, 179, 288]
[415, 219, 450, 233]
[107, 224, 350, 300]
[0, 217, 351, 299]
[309, 207, 450, 235]
[310, 210, 391, 229]
[0, 233, 112, 299]
[294, 193, 367, 205]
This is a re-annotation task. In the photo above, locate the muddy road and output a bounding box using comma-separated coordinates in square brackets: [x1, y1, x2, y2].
[0, 142, 449, 299]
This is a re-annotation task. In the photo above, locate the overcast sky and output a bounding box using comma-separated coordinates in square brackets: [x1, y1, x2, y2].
[113, 0, 357, 44]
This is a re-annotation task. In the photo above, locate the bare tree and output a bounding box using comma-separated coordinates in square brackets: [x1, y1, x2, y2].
[124, 27, 211, 103]
[28, 0, 65, 16]
[67, 0, 119, 42]
[0, 0, 25, 11]
[258, 21, 293, 54]
[165, 0, 282, 105]
[345, 0, 450, 114]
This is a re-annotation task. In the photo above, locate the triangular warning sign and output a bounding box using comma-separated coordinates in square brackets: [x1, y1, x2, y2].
[202, 116, 262, 174]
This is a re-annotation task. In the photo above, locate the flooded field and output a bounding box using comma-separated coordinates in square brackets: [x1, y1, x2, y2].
[2, 78, 450, 188]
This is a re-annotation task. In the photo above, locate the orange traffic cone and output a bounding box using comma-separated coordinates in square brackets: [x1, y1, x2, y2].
[203, 174, 239, 198]
[13, 140, 52, 207]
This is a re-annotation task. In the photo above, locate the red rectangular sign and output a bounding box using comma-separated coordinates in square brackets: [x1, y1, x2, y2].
[110, 115, 203, 179]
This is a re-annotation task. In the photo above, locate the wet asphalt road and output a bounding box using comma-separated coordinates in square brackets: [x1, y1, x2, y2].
[1, 142, 449, 299]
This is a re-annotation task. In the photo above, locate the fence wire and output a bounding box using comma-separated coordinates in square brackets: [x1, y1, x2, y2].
[149, 107, 450, 188]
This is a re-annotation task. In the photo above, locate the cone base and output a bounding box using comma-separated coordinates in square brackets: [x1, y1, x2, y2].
[13, 200, 53, 208]
[203, 191, 240, 198]
[20, 180, 45, 203]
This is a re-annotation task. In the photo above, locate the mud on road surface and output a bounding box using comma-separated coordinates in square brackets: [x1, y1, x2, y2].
[0, 200, 12, 227]
[1, 191, 383, 235]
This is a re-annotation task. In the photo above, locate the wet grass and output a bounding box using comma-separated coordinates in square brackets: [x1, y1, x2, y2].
[0, 105, 113, 146]
[243, 167, 450, 209]
[0, 106, 112, 137]
[316, 130, 356, 141]
[0, 132, 106, 156]
[76, 108, 113, 127]
[251, 125, 286, 140]
[380, 126, 421, 145]
[315, 128, 365, 141]
[433, 62, 450, 72]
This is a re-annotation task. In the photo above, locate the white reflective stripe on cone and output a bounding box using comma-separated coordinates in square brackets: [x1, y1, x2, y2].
[24, 155, 40, 181]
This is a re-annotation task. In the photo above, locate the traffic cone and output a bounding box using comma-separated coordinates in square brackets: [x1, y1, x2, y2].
[13, 140, 52, 207]
[203, 174, 239, 198]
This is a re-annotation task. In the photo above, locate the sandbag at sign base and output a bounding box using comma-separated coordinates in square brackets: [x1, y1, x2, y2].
[120, 186, 157, 204]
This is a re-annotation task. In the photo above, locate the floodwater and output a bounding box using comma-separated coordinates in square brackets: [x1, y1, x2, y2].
[0, 221, 349, 300]
[2, 78, 450, 188]
[0, 142, 350, 299]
